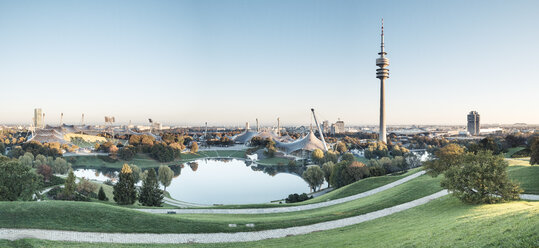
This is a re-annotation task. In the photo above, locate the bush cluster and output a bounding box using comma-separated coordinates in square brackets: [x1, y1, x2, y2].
[285, 193, 312, 203]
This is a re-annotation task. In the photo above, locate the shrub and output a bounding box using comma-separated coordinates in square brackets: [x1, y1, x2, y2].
[285, 193, 312, 203]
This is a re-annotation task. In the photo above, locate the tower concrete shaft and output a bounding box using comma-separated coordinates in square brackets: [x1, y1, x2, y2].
[376, 19, 389, 143]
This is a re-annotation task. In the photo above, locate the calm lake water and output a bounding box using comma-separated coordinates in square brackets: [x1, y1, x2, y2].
[74, 159, 324, 205]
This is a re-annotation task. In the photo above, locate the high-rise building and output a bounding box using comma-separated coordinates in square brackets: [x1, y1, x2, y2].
[34, 108, 43, 129]
[467, 111, 480, 135]
[330, 120, 345, 134]
[335, 119, 345, 133]
[322, 120, 329, 134]
[376, 19, 389, 143]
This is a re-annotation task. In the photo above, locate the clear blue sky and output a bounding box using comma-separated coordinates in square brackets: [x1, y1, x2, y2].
[1, 0, 538, 126]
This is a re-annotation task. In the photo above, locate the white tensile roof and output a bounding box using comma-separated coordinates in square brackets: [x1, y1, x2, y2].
[275, 131, 325, 153]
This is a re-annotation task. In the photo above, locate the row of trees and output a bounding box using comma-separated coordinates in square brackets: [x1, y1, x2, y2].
[363, 142, 410, 159]
[112, 164, 174, 206]
[8, 141, 67, 159]
[18, 152, 71, 175]
[303, 151, 422, 191]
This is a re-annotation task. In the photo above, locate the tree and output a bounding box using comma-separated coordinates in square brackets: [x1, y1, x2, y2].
[405, 153, 422, 169]
[19, 152, 34, 167]
[324, 151, 338, 163]
[364, 141, 389, 159]
[344, 161, 370, 182]
[530, 137, 539, 165]
[330, 162, 347, 188]
[302, 166, 325, 192]
[191, 141, 199, 153]
[0, 143, 4, 155]
[63, 169, 76, 198]
[77, 178, 97, 196]
[52, 157, 71, 174]
[321, 161, 335, 187]
[188, 162, 199, 172]
[129, 164, 142, 184]
[341, 153, 355, 163]
[424, 143, 465, 177]
[113, 164, 137, 205]
[390, 145, 409, 157]
[441, 151, 522, 204]
[0, 156, 42, 201]
[141, 135, 155, 146]
[335, 141, 348, 154]
[150, 143, 175, 162]
[118, 145, 137, 161]
[391, 156, 407, 172]
[37, 164, 52, 182]
[8, 146, 24, 158]
[138, 168, 163, 206]
[158, 165, 174, 192]
[264, 139, 276, 158]
[35, 154, 47, 166]
[311, 149, 324, 165]
[478, 137, 501, 154]
[98, 186, 108, 201]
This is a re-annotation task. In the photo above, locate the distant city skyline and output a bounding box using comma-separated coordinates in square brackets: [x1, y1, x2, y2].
[1, 1, 538, 126]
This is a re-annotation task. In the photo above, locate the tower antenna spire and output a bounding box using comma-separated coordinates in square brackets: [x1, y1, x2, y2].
[380, 18, 386, 56]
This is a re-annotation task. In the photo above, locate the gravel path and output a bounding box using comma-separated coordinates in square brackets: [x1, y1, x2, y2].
[138, 171, 426, 214]
[0, 190, 449, 244]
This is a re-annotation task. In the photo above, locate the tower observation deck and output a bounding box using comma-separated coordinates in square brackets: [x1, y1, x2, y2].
[376, 19, 389, 143]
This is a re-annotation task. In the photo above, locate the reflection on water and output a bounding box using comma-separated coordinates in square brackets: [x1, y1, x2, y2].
[73, 159, 326, 205]
[73, 168, 118, 182]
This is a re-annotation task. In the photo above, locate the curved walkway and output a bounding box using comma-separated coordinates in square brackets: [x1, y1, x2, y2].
[138, 171, 427, 214]
[521, 194, 539, 201]
[0, 190, 449, 244]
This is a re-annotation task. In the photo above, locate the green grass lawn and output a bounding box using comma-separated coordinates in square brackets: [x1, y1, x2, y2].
[354, 156, 369, 163]
[70, 154, 169, 169]
[506, 157, 532, 166]
[4, 196, 538, 248]
[507, 159, 539, 194]
[0, 174, 442, 234]
[504, 147, 526, 158]
[256, 157, 291, 166]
